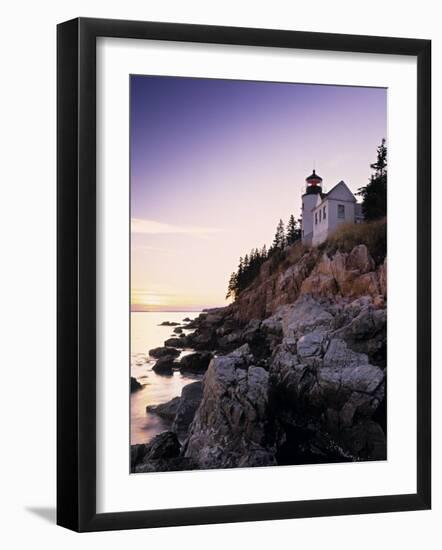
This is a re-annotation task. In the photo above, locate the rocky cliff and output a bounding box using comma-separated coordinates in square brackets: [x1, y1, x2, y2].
[131, 240, 387, 473]
[230, 242, 386, 322]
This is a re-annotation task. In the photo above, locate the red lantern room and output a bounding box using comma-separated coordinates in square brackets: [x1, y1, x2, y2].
[305, 169, 323, 195]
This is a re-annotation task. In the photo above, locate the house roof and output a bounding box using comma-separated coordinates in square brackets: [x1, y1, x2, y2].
[310, 180, 358, 213]
[323, 180, 357, 202]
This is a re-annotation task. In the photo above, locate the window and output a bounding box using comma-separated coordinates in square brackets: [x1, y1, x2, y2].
[323, 206, 326, 219]
[319, 209, 322, 222]
[315, 212, 318, 225]
[338, 204, 345, 219]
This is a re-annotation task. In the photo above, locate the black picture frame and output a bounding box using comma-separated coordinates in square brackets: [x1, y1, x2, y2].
[57, 17, 431, 532]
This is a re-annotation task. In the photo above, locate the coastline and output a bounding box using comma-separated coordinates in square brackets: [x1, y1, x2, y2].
[130, 241, 387, 474]
[130, 311, 203, 445]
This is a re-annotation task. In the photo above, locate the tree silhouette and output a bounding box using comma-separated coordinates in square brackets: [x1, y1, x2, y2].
[357, 139, 387, 220]
[272, 219, 286, 250]
[286, 214, 301, 245]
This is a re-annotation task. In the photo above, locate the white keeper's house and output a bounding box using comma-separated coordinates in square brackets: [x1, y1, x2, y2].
[301, 169, 364, 247]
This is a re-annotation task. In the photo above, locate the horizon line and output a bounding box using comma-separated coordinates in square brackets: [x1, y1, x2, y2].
[130, 306, 224, 313]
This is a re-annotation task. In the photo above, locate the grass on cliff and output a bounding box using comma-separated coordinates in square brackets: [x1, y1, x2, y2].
[235, 219, 386, 297]
[324, 218, 386, 265]
[265, 240, 310, 276]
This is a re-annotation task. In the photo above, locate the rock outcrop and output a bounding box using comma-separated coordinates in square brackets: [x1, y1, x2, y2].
[179, 352, 213, 374]
[172, 381, 204, 436]
[145, 381, 204, 439]
[268, 294, 386, 461]
[179, 292, 386, 469]
[183, 344, 276, 469]
[137, 241, 387, 472]
[131, 431, 198, 473]
[228, 243, 385, 323]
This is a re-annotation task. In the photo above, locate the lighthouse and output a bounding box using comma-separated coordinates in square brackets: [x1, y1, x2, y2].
[301, 169, 323, 245]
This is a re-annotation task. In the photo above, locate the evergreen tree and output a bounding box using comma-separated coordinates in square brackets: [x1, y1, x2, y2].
[243, 254, 250, 270]
[357, 139, 387, 220]
[370, 138, 387, 177]
[272, 219, 286, 250]
[226, 216, 301, 300]
[286, 214, 301, 245]
[225, 272, 237, 300]
[237, 257, 244, 280]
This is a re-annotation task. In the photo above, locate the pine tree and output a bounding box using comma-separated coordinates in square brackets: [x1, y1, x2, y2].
[370, 138, 387, 177]
[272, 219, 286, 250]
[357, 139, 387, 220]
[225, 272, 237, 300]
[237, 257, 244, 276]
[286, 214, 298, 245]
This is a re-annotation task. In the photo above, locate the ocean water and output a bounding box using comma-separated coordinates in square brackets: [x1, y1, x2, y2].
[130, 311, 202, 445]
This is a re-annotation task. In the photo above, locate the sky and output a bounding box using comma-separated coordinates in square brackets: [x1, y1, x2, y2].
[130, 75, 386, 311]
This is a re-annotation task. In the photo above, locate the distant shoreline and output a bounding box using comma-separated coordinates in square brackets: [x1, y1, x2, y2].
[130, 307, 224, 313]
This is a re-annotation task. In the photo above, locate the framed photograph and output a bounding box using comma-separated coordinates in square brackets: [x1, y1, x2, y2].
[57, 17, 431, 532]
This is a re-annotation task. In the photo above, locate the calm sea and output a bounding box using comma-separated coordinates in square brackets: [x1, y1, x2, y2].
[130, 311, 202, 445]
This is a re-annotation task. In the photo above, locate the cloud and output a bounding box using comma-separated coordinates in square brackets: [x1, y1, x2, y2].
[131, 218, 221, 237]
[131, 244, 175, 254]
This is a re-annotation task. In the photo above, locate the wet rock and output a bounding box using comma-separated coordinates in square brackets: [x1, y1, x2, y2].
[146, 431, 181, 460]
[189, 331, 217, 351]
[149, 346, 180, 359]
[172, 381, 204, 436]
[159, 321, 180, 326]
[164, 337, 187, 348]
[179, 352, 213, 374]
[130, 377, 142, 392]
[131, 431, 181, 472]
[131, 443, 149, 470]
[173, 327, 183, 334]
[146, 396, 180, 420]
[152, 355, 177, 375]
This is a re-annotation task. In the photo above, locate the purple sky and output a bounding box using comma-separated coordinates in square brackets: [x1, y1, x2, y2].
[130, 76, 386, 310]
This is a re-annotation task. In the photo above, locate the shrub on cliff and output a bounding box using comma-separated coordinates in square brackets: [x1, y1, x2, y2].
[325, 218, 386, 265]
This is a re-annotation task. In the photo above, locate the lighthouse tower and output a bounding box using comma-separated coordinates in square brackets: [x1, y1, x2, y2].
[301, 169, 323, 245]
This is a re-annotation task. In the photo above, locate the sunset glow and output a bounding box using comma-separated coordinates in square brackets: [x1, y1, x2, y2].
[130, 76, 387, 311]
